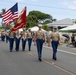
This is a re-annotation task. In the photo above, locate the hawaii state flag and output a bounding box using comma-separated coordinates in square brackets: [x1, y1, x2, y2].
[2, 3, 18, 26]
[11, 7, 26, 31]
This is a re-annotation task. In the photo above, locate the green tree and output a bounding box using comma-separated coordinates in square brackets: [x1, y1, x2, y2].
[42, 24, 50, 31]
[26, 10, 56, 29]
[28, 10, 52, 22]
[26, 15, 38, 29]
[52, 18, 57, 22]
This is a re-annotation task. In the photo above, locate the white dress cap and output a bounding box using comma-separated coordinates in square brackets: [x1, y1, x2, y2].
[38, 24, 42, 27]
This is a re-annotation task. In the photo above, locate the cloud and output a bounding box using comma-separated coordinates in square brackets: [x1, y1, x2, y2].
[63, 0, 76, 9]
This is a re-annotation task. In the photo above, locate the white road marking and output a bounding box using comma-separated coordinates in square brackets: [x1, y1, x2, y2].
[28, 52, 76, 75]
[43, 46, 76, 56]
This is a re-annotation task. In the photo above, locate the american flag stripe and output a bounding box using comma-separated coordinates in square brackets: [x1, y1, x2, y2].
[3, 13, 18, 26]
[4, 18, 13, 23]
[2, 10, 11, 16]
[4, 19, 13, 26]
[2, 3, 18, 26]
[2, 12, 12, 19]
[4, 16, 13, 22]
[13, 12, 18, 17]
[3, 14, 12, 21]
[2, 11, 17, 23]
[12, 12, 18, 19]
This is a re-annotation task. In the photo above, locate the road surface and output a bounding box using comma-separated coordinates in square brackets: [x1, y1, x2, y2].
[0, 41, 76, 75]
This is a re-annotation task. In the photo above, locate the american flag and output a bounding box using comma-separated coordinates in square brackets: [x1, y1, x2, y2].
[2, 3, 18, 26]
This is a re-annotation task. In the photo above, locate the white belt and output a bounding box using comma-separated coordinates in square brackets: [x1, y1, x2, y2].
[22, 37, 26, 40]
[16, 36, 20, 38]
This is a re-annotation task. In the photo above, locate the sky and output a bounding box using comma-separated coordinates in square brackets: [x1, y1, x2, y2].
[0, 0, 76, 24]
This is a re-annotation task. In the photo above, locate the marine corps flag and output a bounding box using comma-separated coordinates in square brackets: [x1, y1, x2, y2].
[11, 7, 26, 31]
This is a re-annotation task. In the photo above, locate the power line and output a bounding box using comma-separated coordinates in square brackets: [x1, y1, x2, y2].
[0, 0, 76, 11]
[0, 0, 76, 17]
[0, 4, 76, 16]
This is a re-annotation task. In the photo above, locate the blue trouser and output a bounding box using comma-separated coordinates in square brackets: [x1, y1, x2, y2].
[15, 38, 20, 51]
[22, 38, 26, 51]
[36, 39, 44, 59]
[9, 38, 14, 51]
[51, 40, 59, 59]
[6, 36, 9, 43]
[2, 36, 5, 41]
[28, 38, 32, 51]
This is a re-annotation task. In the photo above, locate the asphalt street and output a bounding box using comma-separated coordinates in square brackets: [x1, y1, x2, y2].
[0, 40, 76, 75]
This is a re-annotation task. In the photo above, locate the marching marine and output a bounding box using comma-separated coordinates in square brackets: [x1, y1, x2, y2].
[27, 28, 33, 51]
[34, 24, 46, 61]
[5, 31, 9, 43]
[49, 27, 60, 60]
[9, 30, 15, 52]
[21, 29, 28, 51]
[15, 30, 21, 51]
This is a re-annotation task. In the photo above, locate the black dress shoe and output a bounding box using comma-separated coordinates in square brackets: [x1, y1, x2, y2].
[39, 58, 42, 61]
[16, 50, 19, 52]
[52, 56, 57, 60]
[10, 50, 12, 52]
[22, 49, 25, 51]
[29, 50, 31, 51]
[54, 58, 57, 61]
[52, 57, 57, 61]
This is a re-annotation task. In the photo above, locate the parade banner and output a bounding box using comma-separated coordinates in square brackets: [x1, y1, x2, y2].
[11, 7, 26, 31]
